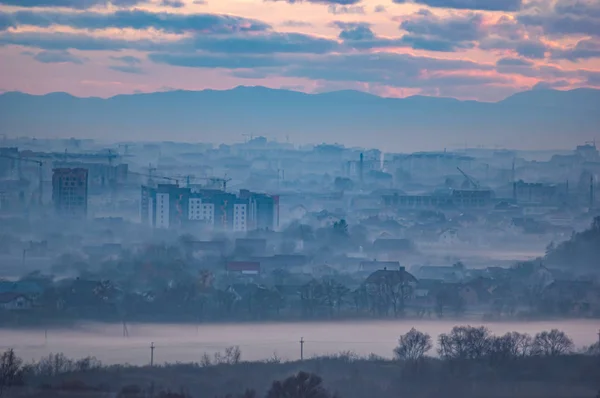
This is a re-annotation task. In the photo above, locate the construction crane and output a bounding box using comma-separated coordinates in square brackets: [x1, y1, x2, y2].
[456, 166, 480, 189]
[175, 175, 232, 191]
[0, 154, 44, 205]
[128, 171, 179, 187]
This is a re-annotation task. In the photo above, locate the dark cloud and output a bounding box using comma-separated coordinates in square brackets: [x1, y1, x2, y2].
[0, 0, 146, 9]
[0, 30, 180, 51]
[333, 19, 473, 52]
[148, 52, 285, 69]
[0, 29, 338, 55]
[160, 0, 185, 7]
[496, 57, 533, 67]
[514, 40, 547, 59]
[266, 0, 361, 4]
[192, 32, 340, 54]
[552, 39, 600, 61]
[400, 33, 474, 51]
[553, 0, 600, 17]
[280, 20, 313, 27]
[480, 37, 548, 59]
[333, 21, 375, 41]
[109, 64, 144, 73]
[327, 5, 365, 14]
[399, 9, 485, 42]
[0, 13, 15, 31]
[109, 55, 142, 65]
[148, 50, 492, 86]
[532, 80, 571, 90]
[518, 0, 600, 37]
[586, 71, 600, 86]
[3, 9, 271, 34]
[392, 0, 522, 11]
[29, 49, 86, 64]
[281, 53, 497, 88]
[374, 5, 386, 12]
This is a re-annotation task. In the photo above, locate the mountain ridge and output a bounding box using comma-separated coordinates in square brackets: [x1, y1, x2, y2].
[1, 86, 598, 151]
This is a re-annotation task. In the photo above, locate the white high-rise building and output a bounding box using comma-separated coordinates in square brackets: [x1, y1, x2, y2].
[233, 203, 247, 232]
[156, 192, 170, 229]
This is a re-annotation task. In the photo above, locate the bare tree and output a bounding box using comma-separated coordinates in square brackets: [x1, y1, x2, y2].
[438, 326, 491, 360]
[394, 328, 432, 361]
[488, 332, 533, 362]
[0, 349, 23, 397]
[532, 329, 574, 356]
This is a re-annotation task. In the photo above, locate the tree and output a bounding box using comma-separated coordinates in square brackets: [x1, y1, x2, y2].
[266, 372, 337, 398]
[532, 329, 573, 356]
[438, 326, 491, 360]
[332, 219, 349, 237]
[0, 349, 24, 397]
[487, 332, 532, 362]
[394, 328, 432, 361]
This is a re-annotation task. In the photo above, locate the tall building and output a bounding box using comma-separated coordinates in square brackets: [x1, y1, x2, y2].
[233, 200, 248, 232]
[142, 185, 278, 231]
[52, 168, 88, 217]
[241, 190, 279, 231]
[140, 184, 190, 228]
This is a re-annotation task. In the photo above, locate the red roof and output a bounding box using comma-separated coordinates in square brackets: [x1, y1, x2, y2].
[226, 261, 260, 272]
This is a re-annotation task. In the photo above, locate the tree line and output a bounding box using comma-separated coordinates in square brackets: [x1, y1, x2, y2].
[1, 326, 599, 397]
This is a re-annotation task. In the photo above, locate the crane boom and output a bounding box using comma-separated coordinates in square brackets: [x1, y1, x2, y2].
[456, 166, 480, 189]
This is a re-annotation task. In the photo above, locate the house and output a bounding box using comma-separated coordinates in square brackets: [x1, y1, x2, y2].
[0, 280, 44, 296]
[226, 261, 261, 275]
[364, 268, 417, 286]
[235, 239, 267, 256]
[541, 280, 600, 315]
[359, 260, 402, 273]
[184, 240, 227, 255]
[371, 238, 414, 253]
[0, 293, 32, 310]
[458, 277, 494, 306]
[416, 265, 466, 282]
[438, 229, 461, 245]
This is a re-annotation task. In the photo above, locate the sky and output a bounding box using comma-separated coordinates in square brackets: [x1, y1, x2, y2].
[0, 0, 599, 101]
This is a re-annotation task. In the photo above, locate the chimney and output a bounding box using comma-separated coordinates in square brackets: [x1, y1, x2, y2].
[359, 152, 364, 185]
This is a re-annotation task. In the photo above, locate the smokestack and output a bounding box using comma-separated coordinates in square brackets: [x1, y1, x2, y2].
[359, 152, 364, 185]
[513, 181, 517, 202]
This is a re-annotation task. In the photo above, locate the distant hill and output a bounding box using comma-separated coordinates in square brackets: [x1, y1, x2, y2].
[1, 86, 599, 151]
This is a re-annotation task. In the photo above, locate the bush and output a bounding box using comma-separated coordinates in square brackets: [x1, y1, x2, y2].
[266, 372, 337, 398]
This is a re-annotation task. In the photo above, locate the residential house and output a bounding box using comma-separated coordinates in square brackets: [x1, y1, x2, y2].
[359, 260, 402, 274]
[416, 265, 466, 282]
[438, 229, 461, 245]
[0, 293, 33, 310]
[226, 261, 261, 275]
[541, 280, 600, 316]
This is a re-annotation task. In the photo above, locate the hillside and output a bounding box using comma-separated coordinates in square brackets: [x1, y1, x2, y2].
[1, 86, 599, 151]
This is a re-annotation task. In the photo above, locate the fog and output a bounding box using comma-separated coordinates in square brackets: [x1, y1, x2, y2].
[3, 320, 599, 366]
[1, 136, 600, 397]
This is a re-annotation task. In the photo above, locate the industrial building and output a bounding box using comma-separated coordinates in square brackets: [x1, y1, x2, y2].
[52, 168, 88, 217]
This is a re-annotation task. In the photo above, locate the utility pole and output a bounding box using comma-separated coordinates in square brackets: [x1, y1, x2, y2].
[150, 342, 155, 367]
[300, 337, 304, 361]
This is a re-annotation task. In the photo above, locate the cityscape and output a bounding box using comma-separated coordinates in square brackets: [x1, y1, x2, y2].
[1, 0, 600, 396]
